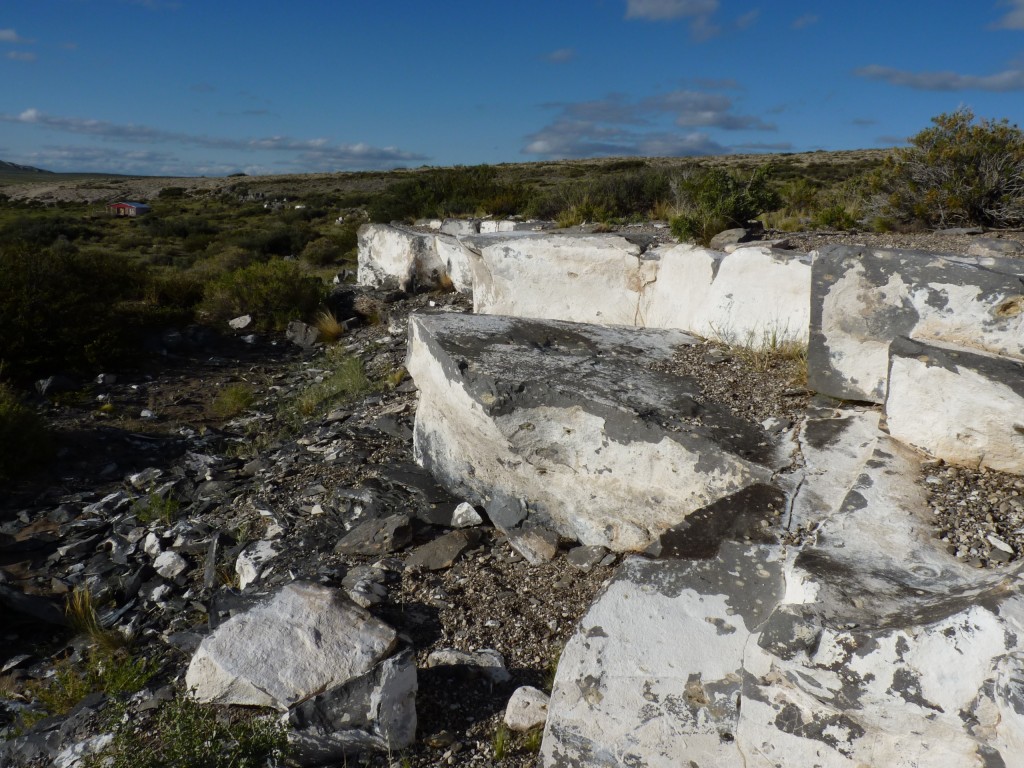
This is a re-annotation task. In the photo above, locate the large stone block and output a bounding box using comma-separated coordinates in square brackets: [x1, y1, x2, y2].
[885, 337, 1024, 474]
[542, 544, 786, 767]
[738, 438, 1024, 767]
[644, 244, 812, 343]
[467, 232, 659, 326]
[406, 312, 782, 551]
[808, 245, 1024, 402]
[356, 224, 474, 294]
[467, 235, 811, 342]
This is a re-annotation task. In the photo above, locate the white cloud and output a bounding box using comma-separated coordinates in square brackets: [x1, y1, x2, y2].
[624, 0, 720, 38]
[544, 48, 575, 63]
[6, 51, 36, 62]
[0, 29, 28, 43]
[1, 108, 429, 172]
[736, 10, 759, 29]
[624, 0, 717, 20]
[792, 13, 819, 29]
[855, 64, 1024, 91]
[523, 88, 772, 158]
[992, 0, 1024, 29]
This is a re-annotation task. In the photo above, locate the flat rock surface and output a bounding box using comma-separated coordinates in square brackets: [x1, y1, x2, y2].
[407, 312, 784, 551]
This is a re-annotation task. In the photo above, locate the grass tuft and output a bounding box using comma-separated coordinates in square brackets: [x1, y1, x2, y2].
[314, 309, 346, 343]
[208, 382, 255, 419]
[492, 722, 511, 760]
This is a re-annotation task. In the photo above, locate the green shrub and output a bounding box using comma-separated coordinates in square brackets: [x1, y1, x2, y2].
[200, 258, 326, 331]
[0, 381, 51, 482]
[873, 109, 1024, 228]
[669, 166, 780, 245]
[367, 165, 531, 221]
[814, 203, 859, 230]
[0, 245, 147, 380]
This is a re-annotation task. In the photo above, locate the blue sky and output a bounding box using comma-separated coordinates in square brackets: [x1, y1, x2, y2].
[2, 0, 1024, 176]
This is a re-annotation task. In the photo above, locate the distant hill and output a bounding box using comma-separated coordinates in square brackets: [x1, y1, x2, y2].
[0, 160, 54, 175]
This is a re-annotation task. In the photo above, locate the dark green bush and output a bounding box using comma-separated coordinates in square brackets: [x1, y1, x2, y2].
[670, 166, 780, 245]
[873, 109, 1024, 228]
[200, 258, 327, 330]
[367, 165, 531, 222]
[0, 381, 51, 482]
[0, 244, 147, 380]
[0, 215, 96, 249]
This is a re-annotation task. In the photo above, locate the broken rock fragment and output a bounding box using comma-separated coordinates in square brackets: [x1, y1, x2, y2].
[185, 581, 397, 710]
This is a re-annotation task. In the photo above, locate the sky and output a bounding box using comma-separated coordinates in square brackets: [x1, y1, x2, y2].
[2, 0, 1024, 177]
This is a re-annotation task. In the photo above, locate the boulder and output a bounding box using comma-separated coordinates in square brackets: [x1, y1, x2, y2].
[807, 245, 1024, 402]
[708, 226, 751, 250]
[285, 320, 319, 348]
[185, 582, 397, 710]
[406, 312, 783, 552]
[885, 337, 1024, 474]
[504, 686, 549, 732]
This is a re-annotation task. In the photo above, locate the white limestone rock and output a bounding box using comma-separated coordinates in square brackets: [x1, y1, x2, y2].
[235, 539, 277, 591]
[467, 232, 658, 326]
[357, 223, 475, 294]
[885, 337, 1024, 474]
[406, 312, 782, 552]
[785, 405, 881, 530]
[504, 686, 550, 732]
[185, 582, 397, 710]
[542, 544, 786, 767]
[543, 437, 1024, 767]
[153, 550, 188, 580]
[807, 244, 1024, 402]
[738, 438, 1024, 767]
[357, 223, 445, 292]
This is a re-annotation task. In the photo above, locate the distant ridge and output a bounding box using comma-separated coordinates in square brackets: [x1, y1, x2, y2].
[0, 159, 54, 175]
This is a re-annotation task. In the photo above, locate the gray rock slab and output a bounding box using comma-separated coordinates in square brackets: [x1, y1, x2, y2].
[807, 244, 1024, 402]
[541, 543, 786, 767]
[785, 405, 882, 530]
[505, 524, 560, 564]
[885, 337, 1024, 475]
[288, 649, 417, 760]
[405, 529, 480, 571]
[185, 582, 397, 710]
[407, 312, 782, 552]
[333, 514, 414, 556]
[737, 437, 1024, 767]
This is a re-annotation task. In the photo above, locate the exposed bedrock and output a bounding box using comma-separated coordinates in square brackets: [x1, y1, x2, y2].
[405, 312, 787, 552]
[807, 244, 1024, 403]
[543, 437, 1024, 768]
